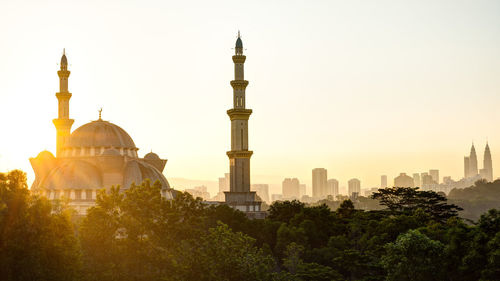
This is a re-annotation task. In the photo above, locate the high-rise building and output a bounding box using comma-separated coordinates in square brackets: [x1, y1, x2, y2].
[394, 173, 414, 187]
[483, 143, 493, 182]
[224, 33, 263, 217]
[282, 178, 300, 199]
[271, 194, 283, 202]
[327, 179, 339, 200]
[429, 169, 439, 184]
[251, 184, 270, 203]
[348, 178, 361, 197]
[413, 173, 421, 187]
[421, 174, 434, 185]
[381, 175, 387, 188]
[312, 168, 327, 199]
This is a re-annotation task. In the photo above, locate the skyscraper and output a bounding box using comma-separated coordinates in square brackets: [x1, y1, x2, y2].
[224, 32, 262, 216]
[282, 178, 300, 199]
[413, 173, 421, 187]
[218, 177, 226, 193]
[312, 168, 327, 199]
[327, 179, 339, 199]
[429, 169, 439, 184]
[483, 143, 493, 182]
[380, 175, 387, 188]
[348, 178, 361, 197]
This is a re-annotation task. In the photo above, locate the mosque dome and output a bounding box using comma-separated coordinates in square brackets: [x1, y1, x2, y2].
[123, 160, 171, 190]
[67, 120, 136, 149]
[37, 150, 55, 159]
[144, 152, 160, 160]
[41, 160, 102, 190]
[101, 148, 121, 156]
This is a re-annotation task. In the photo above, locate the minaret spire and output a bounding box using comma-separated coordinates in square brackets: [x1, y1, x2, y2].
[53, 50, 74, 157]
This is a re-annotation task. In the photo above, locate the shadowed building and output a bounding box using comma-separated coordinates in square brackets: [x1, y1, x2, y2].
[394, 173, 415, 187]
[481, 143, 493, 182]
[380, 175, 387, 188]
[327, 179, 339, 200]
[30, 51, 175, 215]
[223, 33, 264, 218]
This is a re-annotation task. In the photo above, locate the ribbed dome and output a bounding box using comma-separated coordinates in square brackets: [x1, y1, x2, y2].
[41, 160, 102, 190]
[67, 120, 136, 149]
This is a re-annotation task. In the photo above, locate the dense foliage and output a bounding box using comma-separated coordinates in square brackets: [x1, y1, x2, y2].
[448, 179, 500, 221]
[1, 170, 500, 281]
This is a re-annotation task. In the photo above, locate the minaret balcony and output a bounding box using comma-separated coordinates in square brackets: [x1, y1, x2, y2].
[232, 55, 246, 63]
[230, 80, 249, 90]
[227, 150, 253, 158]
[227, 109, 252, 120]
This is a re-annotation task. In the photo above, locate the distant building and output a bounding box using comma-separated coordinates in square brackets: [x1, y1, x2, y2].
[299, 184, 306, 197]
[282, 178, 300, 199]
[381, 175, 387, 187]
[348, 178, 361, 197]
[327, 179, 339, 199]
[363, 187, 379, 197]
[312, 168, 328, 199]
[394, 173, 414, 187]
[185, 186, 211, 200]
[271, 194, 283, 202]
[251, 184, 270, 203]
[413, 173, 421, 187]
[429, 169, 439, 184]
[218, 177, 227, 193]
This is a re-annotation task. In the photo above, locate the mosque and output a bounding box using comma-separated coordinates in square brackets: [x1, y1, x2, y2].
[30, 50, 174, 215]
[30, 33, 264, 218]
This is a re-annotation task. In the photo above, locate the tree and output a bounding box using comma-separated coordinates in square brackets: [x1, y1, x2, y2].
[0, 170, 81, 281]
[381, 229, 445, 281]
[268, 200, 305, 223]
[371, 187, 462, 222]
[176, 222, 277, 281]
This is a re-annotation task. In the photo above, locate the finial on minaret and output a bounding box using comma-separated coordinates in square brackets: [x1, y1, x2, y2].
[98, 108, 103, 120]
[238, 30, 240, 38]
[63, 48, 65, 55]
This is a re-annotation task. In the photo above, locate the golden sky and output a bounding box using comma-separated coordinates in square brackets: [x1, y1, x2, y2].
[1, 0, 500, 196]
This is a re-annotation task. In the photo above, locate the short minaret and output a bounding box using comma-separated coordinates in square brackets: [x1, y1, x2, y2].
[52, 49, 74, 157]
[224, 32, 263, 218]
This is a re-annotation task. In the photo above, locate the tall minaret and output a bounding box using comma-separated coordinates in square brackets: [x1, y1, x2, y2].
[227, 31, 252, 193]
[52, 49, 74, 157]
[469, 143, 478, 177]
[224, 32, 262, 216]
[483, 142, 493, 182]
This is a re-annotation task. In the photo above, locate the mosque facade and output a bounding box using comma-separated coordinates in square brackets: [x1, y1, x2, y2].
[30, 51, 174, 215]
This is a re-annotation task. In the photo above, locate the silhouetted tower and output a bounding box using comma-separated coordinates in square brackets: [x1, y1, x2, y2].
[224, 32, 262, 216]
[469, 143, 478, 177]
[53, 49, 74, 157]
[483, 142, 493, 182]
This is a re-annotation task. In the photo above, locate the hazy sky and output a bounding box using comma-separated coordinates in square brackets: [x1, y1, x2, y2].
[1, 0, 500, 196]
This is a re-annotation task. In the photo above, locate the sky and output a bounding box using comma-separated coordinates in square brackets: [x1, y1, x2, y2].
[1, 0, 500, 196]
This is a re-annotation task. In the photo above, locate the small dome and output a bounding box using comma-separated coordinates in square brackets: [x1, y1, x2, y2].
[37, 150, 55, 159]
[67, 120, 136, 149]
[101, 148, 121, 156]
[144, 152, 160, 160]
[123, 160, 171, 190]
[235, 37, 243, 48]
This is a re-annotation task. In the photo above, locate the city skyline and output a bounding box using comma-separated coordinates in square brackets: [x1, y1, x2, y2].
[1, 1, 500, 196]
